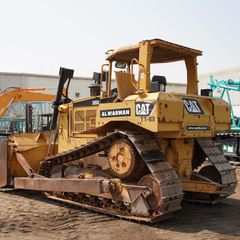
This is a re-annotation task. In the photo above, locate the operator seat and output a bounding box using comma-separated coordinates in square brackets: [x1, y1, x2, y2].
[115, 72, 137, 100]
[151, 75, 167, 93]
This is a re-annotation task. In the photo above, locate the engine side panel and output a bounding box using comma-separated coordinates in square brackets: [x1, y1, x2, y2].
[57, 92, 230, 154]
[94, 92, 230, 138]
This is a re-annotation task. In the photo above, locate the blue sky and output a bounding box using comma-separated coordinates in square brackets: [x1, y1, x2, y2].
[0, 0, 239, 82]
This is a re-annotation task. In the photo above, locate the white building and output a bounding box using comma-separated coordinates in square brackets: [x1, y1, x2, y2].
[0, 72, 187, 99]
[0, 72, 92, 100]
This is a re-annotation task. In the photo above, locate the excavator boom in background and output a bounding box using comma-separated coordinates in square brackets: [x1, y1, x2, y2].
[0, 87, 55, 118]
[0, 87, 55, 133]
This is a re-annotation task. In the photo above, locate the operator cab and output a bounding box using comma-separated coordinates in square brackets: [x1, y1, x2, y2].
[97, 39, 202, 101]
[88, 39, 201, 102]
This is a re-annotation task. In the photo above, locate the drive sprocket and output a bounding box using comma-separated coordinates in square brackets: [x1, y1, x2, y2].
[107, 139, 145, 180]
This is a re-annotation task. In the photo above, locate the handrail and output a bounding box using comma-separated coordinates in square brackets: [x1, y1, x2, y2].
[130, 58, 139, 90]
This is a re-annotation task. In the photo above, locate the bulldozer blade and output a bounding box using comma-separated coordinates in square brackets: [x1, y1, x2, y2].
[14, 177, 111, 194]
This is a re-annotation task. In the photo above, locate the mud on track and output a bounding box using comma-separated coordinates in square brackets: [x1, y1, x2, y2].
[0, 168, 240, 240]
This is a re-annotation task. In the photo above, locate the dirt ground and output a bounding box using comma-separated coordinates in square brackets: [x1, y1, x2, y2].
[0, 168, 240, 240]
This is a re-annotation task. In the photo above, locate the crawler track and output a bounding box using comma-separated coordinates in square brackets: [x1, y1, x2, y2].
[184, 138, 237, 203]
[39, 131, 183, 222]
[39, 132, 237, 220]
[197, 138, 237, 197]
[215, 132, 240, 164]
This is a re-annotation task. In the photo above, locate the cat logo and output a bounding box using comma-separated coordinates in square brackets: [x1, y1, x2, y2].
[183, 99, 203, 114]
[135, 102, 154, 116]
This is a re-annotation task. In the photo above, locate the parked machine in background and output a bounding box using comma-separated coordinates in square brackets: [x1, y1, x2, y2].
[0, 39, 237, 223]
[206, 76, 240, 164]
[0, 87, 55, 134]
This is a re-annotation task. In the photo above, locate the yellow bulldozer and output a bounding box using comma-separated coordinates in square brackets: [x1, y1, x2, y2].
[0, 39, 237, 223]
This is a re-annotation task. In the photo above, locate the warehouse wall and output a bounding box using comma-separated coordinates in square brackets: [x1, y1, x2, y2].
[0, 72, 93, 99]
[0, 72, 187, 99]
[166, 83, 186, 93]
